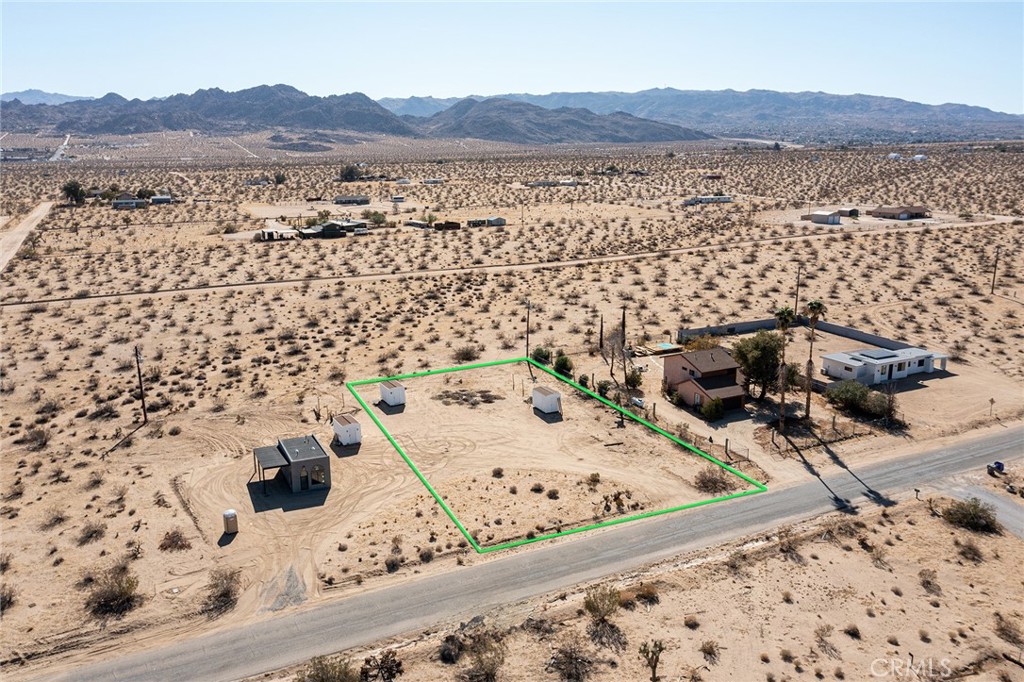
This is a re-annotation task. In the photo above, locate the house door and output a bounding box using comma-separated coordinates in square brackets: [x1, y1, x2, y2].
[886, 365, 893, 381]
[300, 466, 309, 491]
[694, 393, 702, 407]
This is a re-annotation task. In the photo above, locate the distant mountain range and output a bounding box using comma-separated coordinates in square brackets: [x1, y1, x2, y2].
[1, 89, 94, 105]
[382, 88, 1024, 143]
[3, 85, 1021, 144]
[408, 98, 712, 144]
[0, 85, 711, 145]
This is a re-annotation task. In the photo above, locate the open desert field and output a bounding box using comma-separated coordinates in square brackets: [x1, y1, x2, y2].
[1, 143, 1022, 678]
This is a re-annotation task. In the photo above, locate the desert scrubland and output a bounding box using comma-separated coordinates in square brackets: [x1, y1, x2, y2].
[1, 140, 1021, 679]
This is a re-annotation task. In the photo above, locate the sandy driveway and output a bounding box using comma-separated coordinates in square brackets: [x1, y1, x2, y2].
[0, 201, 53, 273]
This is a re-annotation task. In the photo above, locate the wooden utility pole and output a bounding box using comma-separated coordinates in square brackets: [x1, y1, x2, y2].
[792, 263, 803, 314]
[134, 345, 148, 424]
[991, 247, 1001, 294]
[525, 299, 531, 359]
[621, 305, 627, 349]
[599, 314, 604, 351]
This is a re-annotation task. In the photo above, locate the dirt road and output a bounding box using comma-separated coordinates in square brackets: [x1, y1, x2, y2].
[0, 201, 53, 273]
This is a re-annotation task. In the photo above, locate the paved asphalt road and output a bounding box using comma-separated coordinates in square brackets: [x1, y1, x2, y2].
[49, 426, 1022, 682]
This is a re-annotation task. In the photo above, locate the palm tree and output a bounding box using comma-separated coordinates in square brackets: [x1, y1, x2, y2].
[774, 305, 796, 433]
[802, 300, 827, 419]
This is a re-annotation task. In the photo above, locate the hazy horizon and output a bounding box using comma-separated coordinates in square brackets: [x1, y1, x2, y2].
[3, 2, 1022, 114]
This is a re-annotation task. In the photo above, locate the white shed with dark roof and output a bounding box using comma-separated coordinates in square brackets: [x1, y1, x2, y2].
[379, 380, 406, 407]
[532, 386, 562, 414]
[332, 414, 361, 445]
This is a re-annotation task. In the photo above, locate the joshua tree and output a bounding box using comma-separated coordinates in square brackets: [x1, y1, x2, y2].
[774, 305, 796, 433]
[802, 300, 827, 419]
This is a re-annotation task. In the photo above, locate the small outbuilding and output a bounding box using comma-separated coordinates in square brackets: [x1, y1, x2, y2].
[802, 210, 841, 225]
[332, 414, 361, 446]
[379, 380, 406, 407]
[838, 207, 859, 217]
[486, 216, 506, 226]
[253, 434, 331, 495]
[334, 195, 370, 205]
[532, 386, 563, 415]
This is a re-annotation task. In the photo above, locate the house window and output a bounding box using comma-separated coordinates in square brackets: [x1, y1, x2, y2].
[897, 363, 905, 371]
[688, 369, 695, 377]
[918, 359, 925, 367]
[843, 366, 853, 372]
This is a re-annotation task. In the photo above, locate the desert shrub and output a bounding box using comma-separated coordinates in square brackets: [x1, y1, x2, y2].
[453, 345, 480, 363]
[584, 584, 626, 651]
[78, 521, 107, 545]
[547, 488, 560, 500]
[995, 612, 1023, 647]
[419, 547, 434, 563]
[85, 566, 141, 617]
[842, 624, 861, 639]
[0, 552, 10, 574]
[549, 634, 594, 682]
[554, 352, 574, 377]
[945, 498, 1001, 533]
[460, 630, 506, 682]
[699, 639, 721, 664]
[204, 567, 241, 614]
[385, 556, 402, 573]
[957, 538, 984, 562]
[625, 368, 643, 389]
[825, 380, 869, 412]
[694, 465, 736, 494]
[684, 615, 700, 629]
[0, 584, 14, 613]
[296, 655, 357, 682]
[360, 650, 403, 682]
[491, 467, 503, 479]
[700, 397, 724, 421]
[159, 528, 192, 552]
[596, 380, 612, 397]
[439, 634, 465, 664]
[531, 346, 552, 364]
[530, 482, 545, 493]
[635, 583, 660, 605]
[918, 569, 941, 595]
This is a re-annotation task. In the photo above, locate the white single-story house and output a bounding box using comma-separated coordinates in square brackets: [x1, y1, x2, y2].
[821, 347, 949, 385]
[912, 154, 928, 162]
[380, 380, 406, 407]
[422, 178, 445, 185]
[150, 195, 175, 205]
[391, 195, 405, 203]
[256, 227, 298, 242]
[802, 210, 841, 225]
[395, 178, 412, 185]
[332, 414, 361, 446]
[532, 386, 562, 414]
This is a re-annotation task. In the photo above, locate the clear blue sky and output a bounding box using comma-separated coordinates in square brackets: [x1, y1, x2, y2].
[2, 1, 1022, 113]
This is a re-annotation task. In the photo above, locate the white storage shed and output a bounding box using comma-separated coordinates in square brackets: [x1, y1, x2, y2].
[332, 414, 362, 445]
[532, 386, 563, 414]
[380, 380, 406, 407]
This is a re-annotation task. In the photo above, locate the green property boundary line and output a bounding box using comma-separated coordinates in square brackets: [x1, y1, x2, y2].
[346, 356, 767, 554]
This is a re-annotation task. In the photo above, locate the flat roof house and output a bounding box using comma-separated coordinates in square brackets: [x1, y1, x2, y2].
[867, 206, 931, 220]
[252, 434, 331, 494]
[532, 386, 563, 415]
[662, 347, 746, 411]
[821, 347, 948, 385]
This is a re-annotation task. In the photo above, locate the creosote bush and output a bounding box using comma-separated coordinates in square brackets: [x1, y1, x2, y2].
[944, 498, 1001, 533]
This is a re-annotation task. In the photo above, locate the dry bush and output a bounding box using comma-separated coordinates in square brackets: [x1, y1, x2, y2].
[694, 465, 735, 494]
[158, 528, 192, 552]
[994, 612, 1023, 647]
[85, 565, 141, 617]
[549, 633, 595, 682]
[944, 498, 1001, 533]
[78, 521, 106, 545]
[918, 569, 941, 596]
[204, 567, 241, 615]
[459, 630, 506, 682]
[0, 552, 10, 574]
[296, 655, 358, 682]
[0, 583, 14, 613]
[699, 639, 721, 664]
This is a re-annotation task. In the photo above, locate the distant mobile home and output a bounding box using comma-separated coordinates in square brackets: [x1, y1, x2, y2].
[334, 195, 370, 206]
[867, 206, 931, 220]
[682, 195, 732, 206]
[422, 178, 445, 185]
